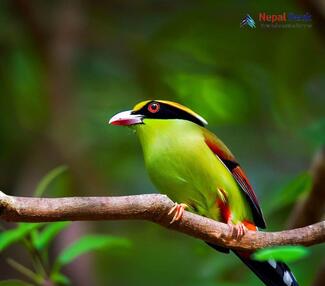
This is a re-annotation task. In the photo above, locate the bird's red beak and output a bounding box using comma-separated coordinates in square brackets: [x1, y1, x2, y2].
[108, 110, 143, 126]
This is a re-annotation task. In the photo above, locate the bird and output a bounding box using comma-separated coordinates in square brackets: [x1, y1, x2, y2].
[109, 99, 298, 286]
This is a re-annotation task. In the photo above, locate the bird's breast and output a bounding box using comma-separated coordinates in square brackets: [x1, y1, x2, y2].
[142, 130, 220, 212]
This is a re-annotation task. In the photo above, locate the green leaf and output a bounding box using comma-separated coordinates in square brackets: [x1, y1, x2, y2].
[0, 280, 33, 286]
[272, 172, 312, 210]
[34, 165, 68, 197]
[50, 273, 71, 285]
[165, 73, 248, 124]
[253, 246, 309, 263]
[303, 118, 325, 146]
[56, 235, 131, 267]
[34, 222, 70, 250]
[0, 223, 43, 251]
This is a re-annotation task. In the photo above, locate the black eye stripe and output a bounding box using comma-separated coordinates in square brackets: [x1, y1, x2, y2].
[132, 101, 204, 126]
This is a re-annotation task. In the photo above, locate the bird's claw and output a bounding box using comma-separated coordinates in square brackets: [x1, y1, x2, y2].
[168, 203, 188, 224]
[227, 222, 247, 240]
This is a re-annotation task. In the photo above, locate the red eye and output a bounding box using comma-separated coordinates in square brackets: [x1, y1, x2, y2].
[148, 102, 160, 113]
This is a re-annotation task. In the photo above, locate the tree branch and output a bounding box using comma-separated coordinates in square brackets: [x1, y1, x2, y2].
[0, 191, 324, 251]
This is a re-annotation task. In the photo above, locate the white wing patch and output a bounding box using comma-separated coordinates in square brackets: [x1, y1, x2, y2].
[283, 271, 293, 286]
[268, 259, 277, 269]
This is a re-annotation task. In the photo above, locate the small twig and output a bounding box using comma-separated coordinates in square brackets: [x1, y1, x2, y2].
[0, 191, 324, 251]
[7, 258, 43, 285]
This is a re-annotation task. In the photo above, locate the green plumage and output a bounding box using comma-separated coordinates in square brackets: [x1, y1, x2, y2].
[135, 118, 253, 223]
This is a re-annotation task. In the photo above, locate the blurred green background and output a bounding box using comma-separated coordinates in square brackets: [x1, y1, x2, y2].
[0, 0, 324, 285]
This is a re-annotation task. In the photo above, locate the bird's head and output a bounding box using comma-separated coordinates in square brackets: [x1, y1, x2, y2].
[108, 100, 207, 127]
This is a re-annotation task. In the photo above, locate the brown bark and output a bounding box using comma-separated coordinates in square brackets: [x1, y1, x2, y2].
[0, 191, 324, 251]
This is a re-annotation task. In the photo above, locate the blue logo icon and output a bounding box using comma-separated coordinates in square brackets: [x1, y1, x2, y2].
[240, 14, 256, 28]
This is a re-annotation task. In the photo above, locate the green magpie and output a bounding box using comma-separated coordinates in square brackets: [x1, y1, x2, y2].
[109, 100, 298, 286]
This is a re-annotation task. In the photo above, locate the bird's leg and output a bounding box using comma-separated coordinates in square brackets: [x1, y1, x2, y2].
[216, 188, 248, 240]
[168, 203, 188, 224]
[227, 219, 248, 240]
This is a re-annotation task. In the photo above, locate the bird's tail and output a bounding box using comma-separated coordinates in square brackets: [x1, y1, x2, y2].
[207, 243, 299, 285]
[234, 251, 299, 286]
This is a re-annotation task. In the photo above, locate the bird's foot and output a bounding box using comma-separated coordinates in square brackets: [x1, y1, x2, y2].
[168, 203, 188, 224]
[227, 221, 248, 240]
